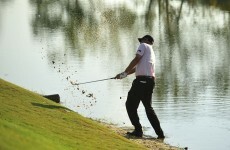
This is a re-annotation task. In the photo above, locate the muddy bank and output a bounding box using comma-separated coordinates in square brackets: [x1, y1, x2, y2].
[99, 122, 184, 150]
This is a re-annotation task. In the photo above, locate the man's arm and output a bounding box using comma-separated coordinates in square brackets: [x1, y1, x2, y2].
[115, 54, 142, 79]
[127, 68, 136, 75]
[124, 54, 142, 74]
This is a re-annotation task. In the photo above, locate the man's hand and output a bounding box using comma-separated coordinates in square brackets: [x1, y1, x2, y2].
[115, 72, 128, 79]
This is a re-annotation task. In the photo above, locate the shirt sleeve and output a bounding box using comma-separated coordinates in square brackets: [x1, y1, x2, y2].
[136, 43, 146, 56]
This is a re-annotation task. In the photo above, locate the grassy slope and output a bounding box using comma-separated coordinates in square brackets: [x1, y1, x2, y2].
[0, 79, 146, 150]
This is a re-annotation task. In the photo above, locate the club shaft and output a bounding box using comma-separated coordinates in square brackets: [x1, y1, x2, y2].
[77, 77, 114, 85]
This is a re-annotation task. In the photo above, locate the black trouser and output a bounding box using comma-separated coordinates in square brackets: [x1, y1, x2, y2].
[126, 76, 164, 136]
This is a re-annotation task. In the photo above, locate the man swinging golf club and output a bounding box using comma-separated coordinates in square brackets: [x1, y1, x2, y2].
[115, 35, 165, 139]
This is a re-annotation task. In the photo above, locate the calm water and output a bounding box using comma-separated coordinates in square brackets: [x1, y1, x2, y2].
[1, 0, 230, 149]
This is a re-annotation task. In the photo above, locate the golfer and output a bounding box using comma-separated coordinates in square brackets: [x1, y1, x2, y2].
[115, 35, 165, 139]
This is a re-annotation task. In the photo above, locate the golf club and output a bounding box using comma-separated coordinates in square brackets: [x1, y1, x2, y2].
[70, 77, 115, 85]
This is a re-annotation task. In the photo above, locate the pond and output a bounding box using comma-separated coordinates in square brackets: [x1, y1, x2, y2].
[0, 0, 230, 149]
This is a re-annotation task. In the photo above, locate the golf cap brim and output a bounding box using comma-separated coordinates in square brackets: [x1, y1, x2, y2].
[138, 38, 142, 42]
[138, 35, 154, 44]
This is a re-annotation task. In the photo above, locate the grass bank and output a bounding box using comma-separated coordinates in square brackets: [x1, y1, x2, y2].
[0, 78, 146, 150]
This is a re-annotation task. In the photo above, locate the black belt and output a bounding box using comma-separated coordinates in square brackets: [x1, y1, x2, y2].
[136, 76, 154, 79]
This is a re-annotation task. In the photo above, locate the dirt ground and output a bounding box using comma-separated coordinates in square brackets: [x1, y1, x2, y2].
[101, 123, 186, 150]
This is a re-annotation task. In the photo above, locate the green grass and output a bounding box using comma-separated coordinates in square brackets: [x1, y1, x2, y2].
[0, 79, 146, 150]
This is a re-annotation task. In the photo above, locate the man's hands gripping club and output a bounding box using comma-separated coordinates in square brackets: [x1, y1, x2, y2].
[115, 72, 128, 79]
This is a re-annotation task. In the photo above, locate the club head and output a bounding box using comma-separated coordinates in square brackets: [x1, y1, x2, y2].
[70, 81, 78, 85]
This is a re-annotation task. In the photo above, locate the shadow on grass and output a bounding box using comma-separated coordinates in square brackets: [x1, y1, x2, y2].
[31, 102, 72, 111]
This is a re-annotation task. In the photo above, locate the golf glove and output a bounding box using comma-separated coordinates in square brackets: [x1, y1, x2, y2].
[119, 72, 128, 79]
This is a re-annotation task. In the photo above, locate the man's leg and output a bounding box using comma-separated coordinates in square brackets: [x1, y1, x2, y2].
[142, 99, 164, 138]
[126, 80, 142, 135]
[141, 79, 165, 138]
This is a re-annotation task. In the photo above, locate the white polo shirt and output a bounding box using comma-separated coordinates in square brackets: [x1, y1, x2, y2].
[135, 43, 155, 77]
